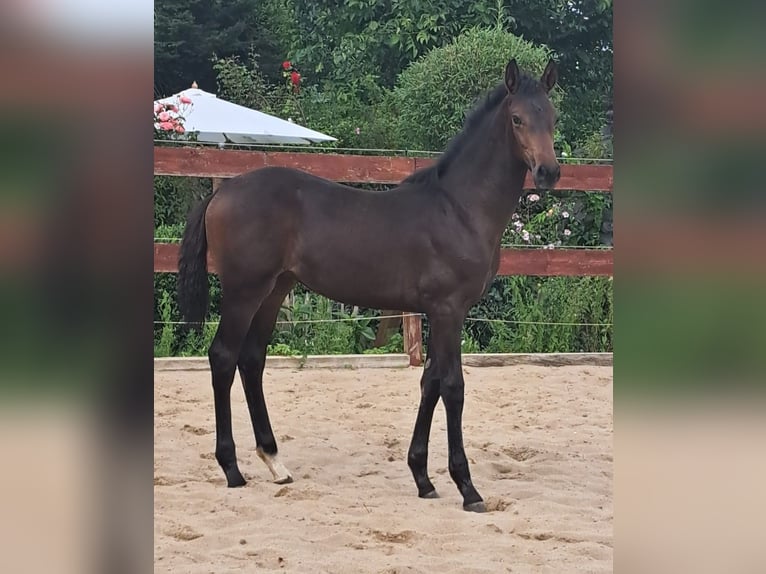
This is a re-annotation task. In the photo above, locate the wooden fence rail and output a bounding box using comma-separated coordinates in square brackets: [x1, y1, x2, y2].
[153, 243, 613, 277]
[154, 146, 613, 190]
[154, 146, 613, 366]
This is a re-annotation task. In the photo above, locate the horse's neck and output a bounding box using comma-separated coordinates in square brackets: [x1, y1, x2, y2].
[441, 128, 527, 246]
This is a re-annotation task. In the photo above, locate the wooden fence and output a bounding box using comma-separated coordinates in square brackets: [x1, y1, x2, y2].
[154, 146, 613, 366]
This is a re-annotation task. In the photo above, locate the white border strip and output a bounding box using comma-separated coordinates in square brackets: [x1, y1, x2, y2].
[155, 353, 612, 371]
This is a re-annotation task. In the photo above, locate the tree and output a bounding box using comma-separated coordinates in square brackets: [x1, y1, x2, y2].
[290, 0, 499, 93]
[287, 0, 612, 146]
[154, 0, 295, 96]
[502, 0, 613, 144]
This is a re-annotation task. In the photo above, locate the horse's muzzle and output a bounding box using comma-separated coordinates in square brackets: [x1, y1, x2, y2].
[533, 163, 561, 190]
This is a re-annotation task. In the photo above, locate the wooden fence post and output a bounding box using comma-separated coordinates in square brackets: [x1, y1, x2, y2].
[373, 310, 402, 348]
[402, 313, 423, 366]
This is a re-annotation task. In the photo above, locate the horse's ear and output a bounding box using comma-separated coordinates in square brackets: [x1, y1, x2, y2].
[540, 59, 558, 93]
[505, 59, 520, 95]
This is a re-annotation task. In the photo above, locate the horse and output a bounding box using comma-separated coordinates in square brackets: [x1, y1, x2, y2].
[177, 58, 561, 512]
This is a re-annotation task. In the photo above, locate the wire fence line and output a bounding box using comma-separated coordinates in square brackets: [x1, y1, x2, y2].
[154, 314, 612, 328]
[155, 237, 614, 250]
[498, 243, 613, 250]
[155, 312, 416, 326]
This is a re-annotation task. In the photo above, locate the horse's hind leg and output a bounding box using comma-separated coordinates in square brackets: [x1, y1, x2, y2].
[407, 335, 441, 499]
[237, 273, 296, 484]
[209, 280, 277, 487]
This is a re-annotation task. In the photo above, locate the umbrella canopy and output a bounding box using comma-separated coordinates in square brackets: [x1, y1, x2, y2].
[155, 87, 336, 145]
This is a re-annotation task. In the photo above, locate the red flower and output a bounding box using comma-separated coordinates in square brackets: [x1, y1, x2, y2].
[282, 60, 291, 70]
[290, 71, 301, 86]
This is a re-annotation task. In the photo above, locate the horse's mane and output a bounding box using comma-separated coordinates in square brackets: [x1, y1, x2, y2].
[402, 73, 541, 187]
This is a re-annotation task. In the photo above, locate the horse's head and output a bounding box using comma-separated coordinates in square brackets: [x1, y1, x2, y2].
[504, 59, 561, 190]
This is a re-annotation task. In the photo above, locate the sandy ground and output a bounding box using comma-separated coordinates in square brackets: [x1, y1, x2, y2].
[155, 365, 612, 573]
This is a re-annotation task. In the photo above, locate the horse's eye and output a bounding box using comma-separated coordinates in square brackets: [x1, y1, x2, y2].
[512, 115, 522, 127]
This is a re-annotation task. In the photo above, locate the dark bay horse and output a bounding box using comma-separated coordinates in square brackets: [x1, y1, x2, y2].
[177, 59, 561, 512]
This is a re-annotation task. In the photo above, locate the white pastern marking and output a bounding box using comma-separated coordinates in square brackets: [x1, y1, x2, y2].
[256, 447, 293, 484]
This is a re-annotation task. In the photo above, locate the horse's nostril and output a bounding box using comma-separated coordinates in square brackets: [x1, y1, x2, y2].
[537, 165, 548, 178]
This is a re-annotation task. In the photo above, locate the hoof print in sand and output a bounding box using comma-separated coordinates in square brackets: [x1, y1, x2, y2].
[166, 525, 203, 541]
[182, 424, 212, 435]
[370, 529, 416, 544]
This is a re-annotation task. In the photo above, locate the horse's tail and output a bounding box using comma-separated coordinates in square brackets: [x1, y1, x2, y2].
[177, 194, 213, 332]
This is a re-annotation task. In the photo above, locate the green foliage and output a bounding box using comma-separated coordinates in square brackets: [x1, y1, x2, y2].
[504, 191, 613, 249]
[267, 342, 303, 356]
[484, 322, 515, 353]
[271, 294, 381, 355]
[391, 27, 556, 151]
[154, 0, 294, 95]
[466, 276, 613, 353]
[209, 51, 397, 149]
[501, 0, 613, 146]
[178, 319, 219, 357]
[461, 330, 482, 354]
[290, 0, 498, 89]
[154, 222, 185, 243]
[154, 266, 612, 357]
[155, 0, 612, 150]
[363, 332, 404, 354]
[212, 50, 281, 115]
[577, 127, 613, 160]
[298, 86, 399, 149]
[154, 291, 176, 357]
[154, 177, 211, 228]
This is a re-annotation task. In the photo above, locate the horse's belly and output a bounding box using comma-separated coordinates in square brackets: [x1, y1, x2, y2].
[292, 245, 422, 311]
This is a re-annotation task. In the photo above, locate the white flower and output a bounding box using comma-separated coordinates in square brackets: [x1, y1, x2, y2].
[528, 194, 540, 202]
[562, 211, 570, 218]
[522, 230, 530, 241]
[512, 213, 519, 220]
[563, 229, 572, 236]
[547, 243, 556, 250]
[513, 220, 523, 229]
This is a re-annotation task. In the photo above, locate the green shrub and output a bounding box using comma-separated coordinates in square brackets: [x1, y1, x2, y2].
[364, 332, 404, 354]
[391, 27, 558, 151]
[267, 343, 303, 356]
[466, 276, 613, 353]
[154, 176, 211, 228]
[461, 330, 482, 354]
[154, 291, 176, 357]
[153, 273, 612, 357]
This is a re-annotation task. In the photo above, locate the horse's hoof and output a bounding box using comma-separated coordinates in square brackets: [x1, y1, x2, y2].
[463, 500, 486, 513]
[274, 474, 293, 485]
[419, 489, 439, 499]
[226, 471, 247, 488]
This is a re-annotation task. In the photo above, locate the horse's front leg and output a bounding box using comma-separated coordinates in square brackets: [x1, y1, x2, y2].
[428, 312, 485, 512]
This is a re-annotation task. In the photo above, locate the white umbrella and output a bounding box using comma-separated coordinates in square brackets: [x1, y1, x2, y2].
[155, 86, 336, 145]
